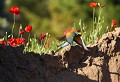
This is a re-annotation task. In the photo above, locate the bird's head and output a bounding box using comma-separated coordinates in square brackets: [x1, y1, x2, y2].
[64, 28, 79, 35]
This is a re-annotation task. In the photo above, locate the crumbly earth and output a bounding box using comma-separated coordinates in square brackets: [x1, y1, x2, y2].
[0, 28, 120, 82]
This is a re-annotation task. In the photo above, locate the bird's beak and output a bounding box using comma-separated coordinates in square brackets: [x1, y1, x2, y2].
[77, 32, 82, 35]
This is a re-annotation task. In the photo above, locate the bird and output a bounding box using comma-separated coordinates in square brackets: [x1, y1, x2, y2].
[55, 28, 89, 52]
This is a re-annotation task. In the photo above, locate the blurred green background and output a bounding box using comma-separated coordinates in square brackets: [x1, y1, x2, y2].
[0, 0, 120, 38]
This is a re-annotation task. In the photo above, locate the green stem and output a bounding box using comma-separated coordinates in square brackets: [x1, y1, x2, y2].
[28, 33, 30, 43]
[98, 8, 103, 37]
[98, 8, 102, 23]
[12, 15, 15, 38]
[73, 22, 76, 29]
[5, 32, 8, 46]
[20, 35, 23, 38]
[43, 34, 48, 47]
[18, 24, 22, 38]
[40, 39, 42, 49]
[92, 8, 95, 43]
[110, 26, 113, 31]
[93, 8, 95, 31]
[18, 29, 20, 38]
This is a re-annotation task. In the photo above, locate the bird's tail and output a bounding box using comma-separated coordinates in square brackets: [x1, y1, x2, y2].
[55, 42, 70, 53]
[55, 47, 62, 53]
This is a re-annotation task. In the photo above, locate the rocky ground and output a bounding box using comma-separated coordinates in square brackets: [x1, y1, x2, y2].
[0, 28, 120, 82]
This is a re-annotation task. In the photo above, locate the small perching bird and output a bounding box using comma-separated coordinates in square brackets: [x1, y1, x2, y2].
[56, 28, 89, 52]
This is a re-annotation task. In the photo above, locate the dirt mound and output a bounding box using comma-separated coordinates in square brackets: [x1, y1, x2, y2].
[0, 28, 120, 82]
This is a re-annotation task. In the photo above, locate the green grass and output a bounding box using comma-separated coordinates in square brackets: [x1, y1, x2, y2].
[23, 34, 60, 54]
[76, 6, 109, 45]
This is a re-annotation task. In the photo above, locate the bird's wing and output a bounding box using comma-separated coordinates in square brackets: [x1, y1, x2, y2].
[56, 35, 66, 41]
[74, 34, 83, 46]
[74, 35, 89, 51]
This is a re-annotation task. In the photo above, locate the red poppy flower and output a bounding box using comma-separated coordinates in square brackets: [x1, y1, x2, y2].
[0, 41, 6, 46]
[19, 30, 24, 34]
[90, 2, 98, 8]
[25, 26, 32, 32]
[111, 20, 117, 26]
[9, 6, 20, 15]
[16, 38, 25, 45]
[8, 38, 16, 47]
[45, 43, 50, 47]
[8, 38, 25, 47]
[40, 34, 46, 41]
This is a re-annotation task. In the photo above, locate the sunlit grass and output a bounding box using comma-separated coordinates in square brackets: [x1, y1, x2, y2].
[23, 34, 60, 54]
[76, 4, 107, 45]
